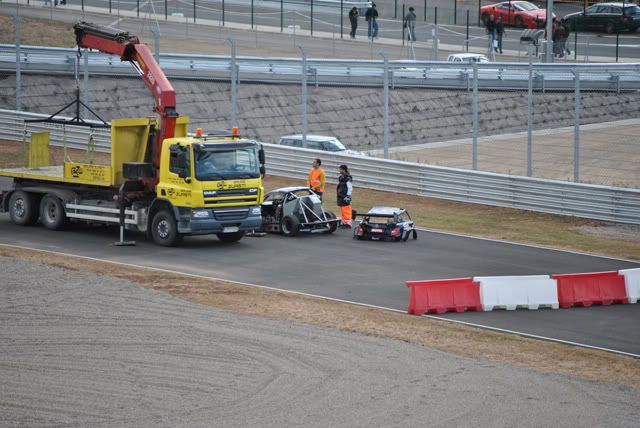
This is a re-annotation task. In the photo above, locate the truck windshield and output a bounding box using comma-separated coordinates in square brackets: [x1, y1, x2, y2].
[195, 146, 260, 181]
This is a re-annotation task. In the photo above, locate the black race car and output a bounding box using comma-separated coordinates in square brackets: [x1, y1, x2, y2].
[353, 206, 417, 241]
[261, 187, 339, 236]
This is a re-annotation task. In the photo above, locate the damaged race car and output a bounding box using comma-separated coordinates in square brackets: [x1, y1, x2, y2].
[353, 206, 418, 242]
[261, 187, 339, 236]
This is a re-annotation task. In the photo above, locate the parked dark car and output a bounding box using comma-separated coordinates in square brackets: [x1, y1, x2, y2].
[562, 3, 640, 34]
[353, 207, 417, 242]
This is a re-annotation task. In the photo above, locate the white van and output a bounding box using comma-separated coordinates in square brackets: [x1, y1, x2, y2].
[279, 134, 348, 152]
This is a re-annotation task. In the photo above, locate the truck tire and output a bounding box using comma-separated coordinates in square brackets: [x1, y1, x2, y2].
[40, 194, 67, 230]
[216, 231, 244, 243]
[151, 209, 183, 246]
[280, 215, 299, 237]
[9, 191, 39, 226]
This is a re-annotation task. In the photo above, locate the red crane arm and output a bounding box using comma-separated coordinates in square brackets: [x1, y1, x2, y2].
[73, 22, 178, 169]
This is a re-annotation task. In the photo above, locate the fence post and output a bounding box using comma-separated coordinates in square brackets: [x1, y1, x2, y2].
[222, 0, 225, 25]
[527, 47, 533, 177]
[83, 0, 86, 13]
[227, 38, 237, 128]
[454, 0, 457, 25]
[466, 10, 470, 52]
[615, 31, 620, 62]
[574, 71, 580, 182]
[424, 0, 427, 21]
[402, 4, 406, 45]
[380, 52, 390, 159]
[477, 0, 481, 26]
[341, 0, 344, 39]
[298, 44, 308, 149]
[165, 0, 167, 20]
[15, 13, 21, 111]
[194, 0, 196, 23]
[472, 61, 478, 170]
[311, 0, 314, 36]
[280, 0, 283, 32]
[251, 0, 254, 29]
[83, 49, 89, 119]
[545, 0, 553, 63]
[395, 0, 398, 18]
[110, 0, 112, 14]
[433, 8, 439, 60]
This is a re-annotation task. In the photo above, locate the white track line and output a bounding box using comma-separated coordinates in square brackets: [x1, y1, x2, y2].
[424, 315, 640, 359]
[1, 242, 637, 359]
[416, 227, 640, 264]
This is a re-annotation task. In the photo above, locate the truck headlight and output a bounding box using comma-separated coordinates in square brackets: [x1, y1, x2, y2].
[191, 209, 211, 218]
[250, 206, 262, 216]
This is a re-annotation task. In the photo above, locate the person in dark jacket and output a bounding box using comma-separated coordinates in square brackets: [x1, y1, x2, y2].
[349, 7, 359, 39]
[365, 3, 379, 39]
[336, 164, 353, 228]
[486, 14, 497, 52]
[496, 15, 505, 54]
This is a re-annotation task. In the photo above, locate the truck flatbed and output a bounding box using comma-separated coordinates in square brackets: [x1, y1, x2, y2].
[0, 164, 112, 187]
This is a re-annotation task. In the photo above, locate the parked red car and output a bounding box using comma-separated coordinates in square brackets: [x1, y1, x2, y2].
[480, 1, 555, 28]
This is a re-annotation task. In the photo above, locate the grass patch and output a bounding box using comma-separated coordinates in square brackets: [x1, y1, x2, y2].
[0, 15, 76, 47]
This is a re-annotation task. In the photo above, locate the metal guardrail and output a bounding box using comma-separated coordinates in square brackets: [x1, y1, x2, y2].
[3, 45, 640, 91]
[1, 109, 639, 224]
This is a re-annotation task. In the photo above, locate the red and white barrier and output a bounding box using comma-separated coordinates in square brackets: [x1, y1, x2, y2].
[474, 275, 559, 311]
[407, 267, 639, 315]
[619, 268, 640, 304]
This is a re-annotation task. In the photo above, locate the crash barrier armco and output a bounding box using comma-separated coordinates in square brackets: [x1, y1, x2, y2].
[475, 275, 559, 311]
[1, 109, 640, 225]
[619, 268, 640, 304]
[551, 271, 629, 308]
[407, 269, 637, 315]
[406, 278, 482, 315]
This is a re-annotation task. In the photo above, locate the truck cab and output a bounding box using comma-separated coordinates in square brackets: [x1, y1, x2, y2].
[154, 135, 265, 244]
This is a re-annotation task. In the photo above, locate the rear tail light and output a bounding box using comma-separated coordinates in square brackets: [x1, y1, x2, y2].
[356, 225, 363, 236]
[391, 226, 402, 236]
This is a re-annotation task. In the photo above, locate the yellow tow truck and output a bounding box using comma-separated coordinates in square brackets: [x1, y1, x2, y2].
[0, 22, 264, 246]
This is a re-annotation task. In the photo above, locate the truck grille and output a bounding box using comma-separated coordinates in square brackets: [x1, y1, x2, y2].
[205, 197, 259, 206]
[213, 208, 249, 221]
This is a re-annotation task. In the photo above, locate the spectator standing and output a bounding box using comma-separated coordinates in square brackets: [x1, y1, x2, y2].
[307, 158, 326, 201]
[336, 165, 353, 228]
[562, 21, 571, 56]
[365, 3, 379, 40]
[552, 24, 566, 58]
[496, 15, 505, 54]
[349, 7, 359, 39]
[486, 14, 497, 53]
[404, 7, 417, 42]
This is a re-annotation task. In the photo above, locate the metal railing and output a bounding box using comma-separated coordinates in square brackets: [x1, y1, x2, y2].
[2, 45, 640, 91]
[1, 109, 638, 225]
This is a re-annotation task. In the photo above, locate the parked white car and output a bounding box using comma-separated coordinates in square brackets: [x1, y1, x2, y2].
[279, 135, 364, 156]
[447, 53, 490, 63]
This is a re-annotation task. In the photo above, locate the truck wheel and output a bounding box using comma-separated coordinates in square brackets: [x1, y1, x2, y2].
[151, 210, 182, 247]
[40, 194, 67, 230]
[280, 215, 299, 237]
[9, 191, 39, 226]
[216, 231, 244, 243]
[324, 211, 338, 234]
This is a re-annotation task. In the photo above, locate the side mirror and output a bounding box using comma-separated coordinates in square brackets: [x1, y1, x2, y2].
[258, 147, 266, 164]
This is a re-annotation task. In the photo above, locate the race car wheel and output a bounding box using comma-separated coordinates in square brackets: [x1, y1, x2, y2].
[280, 215, 299, 237]
[324, 211, 338, 234]
[515, 16, 524, 28]
[412, 229, 418, 240]
[402, 230, 411, 242]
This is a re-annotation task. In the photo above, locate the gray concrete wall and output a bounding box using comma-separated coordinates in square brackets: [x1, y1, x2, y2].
[2, 74, 639, 150]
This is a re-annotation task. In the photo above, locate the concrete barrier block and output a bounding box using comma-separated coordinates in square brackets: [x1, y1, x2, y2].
[474, 275, 559, 311]
[619, 268, 640, 304]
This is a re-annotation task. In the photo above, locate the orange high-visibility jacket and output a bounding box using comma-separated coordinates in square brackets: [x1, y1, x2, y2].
[307, 167, 326, 192]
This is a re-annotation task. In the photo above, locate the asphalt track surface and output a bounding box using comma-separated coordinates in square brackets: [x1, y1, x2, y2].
[1, 213, 638, 355]
[4, 257, 639, 427]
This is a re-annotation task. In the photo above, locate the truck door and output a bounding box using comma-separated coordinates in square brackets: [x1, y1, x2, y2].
[159, 144, 193, 207]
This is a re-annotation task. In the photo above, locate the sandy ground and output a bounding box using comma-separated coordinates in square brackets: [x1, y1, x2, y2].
[1, 255, 639, 427]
